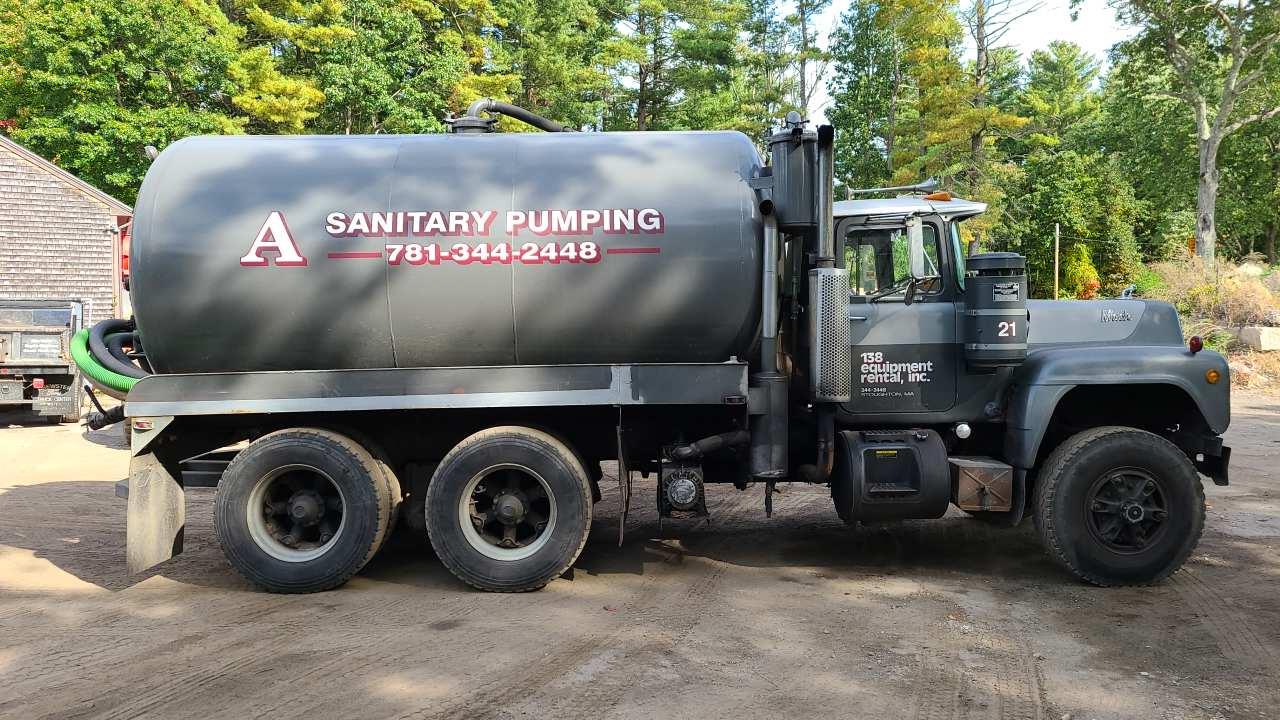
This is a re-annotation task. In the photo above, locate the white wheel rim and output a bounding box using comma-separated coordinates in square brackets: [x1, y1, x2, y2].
[246, 464, 347, 563]
[458, 463, 557, 561]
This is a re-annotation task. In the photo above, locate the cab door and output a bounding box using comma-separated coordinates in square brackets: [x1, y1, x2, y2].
[839, 216, 959, 415]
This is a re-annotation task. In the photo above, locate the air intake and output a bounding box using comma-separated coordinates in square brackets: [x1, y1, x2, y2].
[809, 267, 852, 402]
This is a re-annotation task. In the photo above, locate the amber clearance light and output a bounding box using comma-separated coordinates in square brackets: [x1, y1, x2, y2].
[1205, 369, 1221, 384]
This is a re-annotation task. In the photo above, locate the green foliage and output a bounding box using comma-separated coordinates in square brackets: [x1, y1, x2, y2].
[603, 0, 748, 131]
[826, 0, 900, 191]
[305, 0, 473, 135]
[990, 150, 1142, 298]
[1132, 266, 1166, 297]
[0, 0, 250, 202]
[1015, 41, 1100, 153]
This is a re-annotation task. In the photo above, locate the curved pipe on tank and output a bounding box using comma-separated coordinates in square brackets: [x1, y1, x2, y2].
[464, 99, 572, 133]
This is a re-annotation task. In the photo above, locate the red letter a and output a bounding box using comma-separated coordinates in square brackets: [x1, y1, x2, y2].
[240, 211, 308, 267]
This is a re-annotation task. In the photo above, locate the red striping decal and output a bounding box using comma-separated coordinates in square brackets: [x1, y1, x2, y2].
[606, 247, 661, 254]
[327, 251, 384, 259]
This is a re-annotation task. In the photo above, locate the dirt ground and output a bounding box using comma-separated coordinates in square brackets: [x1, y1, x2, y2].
[0, 397, 1277, 720]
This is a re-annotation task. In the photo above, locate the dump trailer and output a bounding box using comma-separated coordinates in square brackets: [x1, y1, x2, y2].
[1, 299, 83, 422]
[79, 105, 1232, 593]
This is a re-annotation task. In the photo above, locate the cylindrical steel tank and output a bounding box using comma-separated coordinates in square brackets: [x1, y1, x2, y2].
[131, 131, 764, 373]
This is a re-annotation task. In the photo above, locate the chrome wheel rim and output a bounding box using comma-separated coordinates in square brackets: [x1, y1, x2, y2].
[246, 464, 347, 562]
[458, 463, 557, 561]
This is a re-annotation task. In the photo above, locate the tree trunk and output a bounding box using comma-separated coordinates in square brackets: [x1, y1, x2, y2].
[1196, 138, 1220, 273]
[1266, 222, 1277, 266]
[885, 41, 899, 176]
[968, 0, 988, 195]
[635, 13, 649, 131]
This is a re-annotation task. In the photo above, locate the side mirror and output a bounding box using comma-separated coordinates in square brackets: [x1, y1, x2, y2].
[906, 217, 927, 280]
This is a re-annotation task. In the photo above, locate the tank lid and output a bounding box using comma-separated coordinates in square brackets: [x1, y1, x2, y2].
[967, 252, 1025, 272]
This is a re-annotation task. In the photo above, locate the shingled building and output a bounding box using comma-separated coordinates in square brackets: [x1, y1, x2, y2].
[0, 135, 131, 325]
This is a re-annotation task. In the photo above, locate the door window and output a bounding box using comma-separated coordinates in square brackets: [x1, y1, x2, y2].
[844, 224, 943, 298]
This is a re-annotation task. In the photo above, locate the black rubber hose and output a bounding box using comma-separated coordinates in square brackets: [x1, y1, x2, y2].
[105, 331, 137, 369]
[87, 405, 126, 430]
[670, 430, 751, 461]
[464, 99, 570, 132]
[88, 319, 147, 379]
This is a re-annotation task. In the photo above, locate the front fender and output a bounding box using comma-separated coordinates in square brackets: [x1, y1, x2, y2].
[1004, 345, 1230, 468]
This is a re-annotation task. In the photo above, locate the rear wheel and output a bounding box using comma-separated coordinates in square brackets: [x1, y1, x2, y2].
[1034, 426, 1204, 586]
[426, 426, 592, 592]
[215, 428, 391, 593]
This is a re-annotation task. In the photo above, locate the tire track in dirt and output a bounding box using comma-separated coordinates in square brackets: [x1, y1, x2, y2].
[905, 597, 1045, 720]
[487, 488, 757, 720]
[1170, 568, 1278, 670]
[911, 655, 965, 720]
[394, 486, 758, 720]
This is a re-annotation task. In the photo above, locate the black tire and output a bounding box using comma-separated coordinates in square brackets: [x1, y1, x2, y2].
[215, 428, 392, 593]
[1033, 426, 1205, 587]
[333, 426, 403, 551]
[425, 426, 592, 592]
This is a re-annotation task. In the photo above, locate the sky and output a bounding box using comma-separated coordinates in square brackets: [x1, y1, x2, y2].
[810, 0, 1137, 122]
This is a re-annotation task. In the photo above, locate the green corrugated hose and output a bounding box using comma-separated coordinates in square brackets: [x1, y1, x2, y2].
[71, 328, 137, 394]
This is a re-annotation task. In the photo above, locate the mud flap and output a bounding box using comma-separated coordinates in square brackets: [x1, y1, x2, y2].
[126, 416, 185, 574]
[127, 452, 185, 573]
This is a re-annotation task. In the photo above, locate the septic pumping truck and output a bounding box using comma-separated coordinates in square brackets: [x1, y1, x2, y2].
[72, 104, 1232, 593]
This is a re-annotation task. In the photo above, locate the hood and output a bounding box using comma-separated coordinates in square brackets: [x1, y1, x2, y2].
[1025, 299, 1184, 349]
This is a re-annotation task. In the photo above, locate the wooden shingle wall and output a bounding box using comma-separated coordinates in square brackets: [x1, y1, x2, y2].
[0, 144, 122, 325]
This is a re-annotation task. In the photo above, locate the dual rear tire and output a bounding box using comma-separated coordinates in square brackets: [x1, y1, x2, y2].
[214, 425, 592, 593]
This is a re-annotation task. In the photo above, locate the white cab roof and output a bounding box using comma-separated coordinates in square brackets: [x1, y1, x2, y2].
[833, 196, 987, 221]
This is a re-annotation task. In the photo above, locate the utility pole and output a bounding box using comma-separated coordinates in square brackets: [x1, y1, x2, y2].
[1053, 222, 1060, 298]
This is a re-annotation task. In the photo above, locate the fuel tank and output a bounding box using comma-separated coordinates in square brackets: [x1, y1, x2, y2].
[130, 131, 764, 373]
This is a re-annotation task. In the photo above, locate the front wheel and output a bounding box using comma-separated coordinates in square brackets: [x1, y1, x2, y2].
[426, 426, 592, 592]
[1034, 426, 1205, 586]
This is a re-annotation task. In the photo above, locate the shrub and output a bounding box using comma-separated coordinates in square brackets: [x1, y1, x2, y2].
[1132, 266, 1166, 296]
[1062, 244, 1101, 299]
[1146, 255, 1279, 326]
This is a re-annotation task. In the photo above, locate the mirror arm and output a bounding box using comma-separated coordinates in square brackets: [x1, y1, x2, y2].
[903, 280, 918, 306]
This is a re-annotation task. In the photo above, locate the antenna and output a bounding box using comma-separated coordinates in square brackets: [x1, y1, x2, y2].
[846, 178, 939, 196]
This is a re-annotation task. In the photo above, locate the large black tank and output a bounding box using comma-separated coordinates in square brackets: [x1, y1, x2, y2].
[131, 132, 764, 373]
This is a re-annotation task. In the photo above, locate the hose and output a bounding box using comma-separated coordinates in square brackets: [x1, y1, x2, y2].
[83, 371, 128, 401]
[464, 99, 571, 133]
[105, 331, 146, 371]
[71, 328, 138, 394]
[87, 404, 126, 430]
[89, 319, 147, 379]
[670, 430, 750, 461]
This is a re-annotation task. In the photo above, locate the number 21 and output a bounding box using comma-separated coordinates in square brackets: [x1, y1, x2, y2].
[998, 321, 1016, 337]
